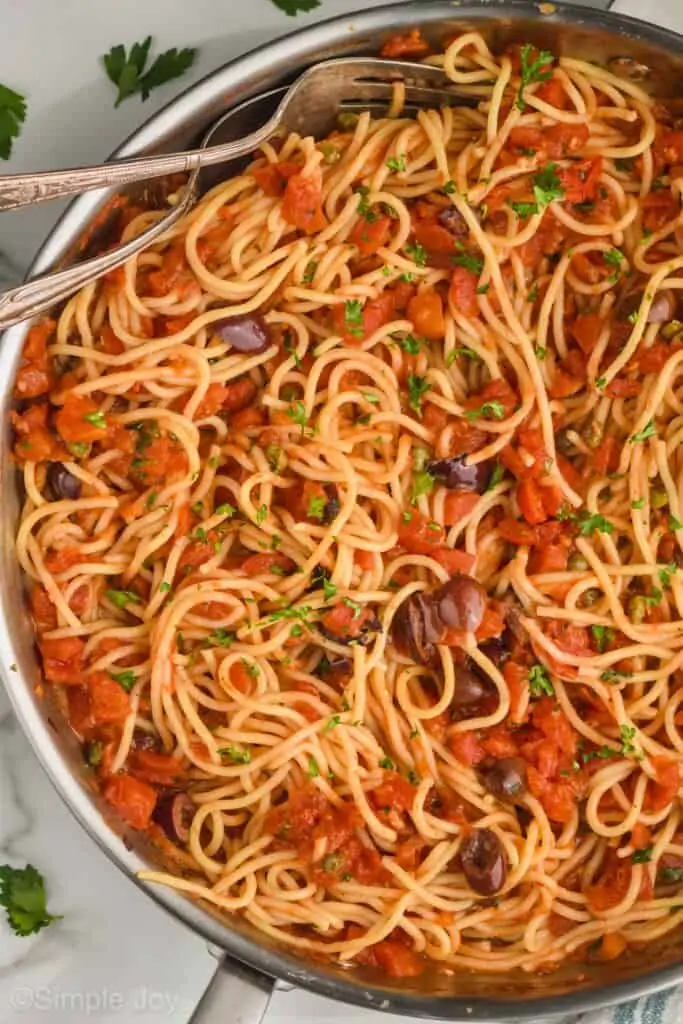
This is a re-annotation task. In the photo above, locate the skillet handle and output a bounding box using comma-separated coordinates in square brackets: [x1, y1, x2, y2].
[189, 953, 275, 1024]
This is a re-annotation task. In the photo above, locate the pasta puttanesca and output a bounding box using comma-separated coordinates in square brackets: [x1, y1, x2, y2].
[12, 29, 683, 977]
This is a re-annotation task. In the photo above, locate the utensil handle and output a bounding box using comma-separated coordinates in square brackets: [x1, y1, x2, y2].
[0, 127, 270, 211]
[189, 955, 275, 1024]
[0, 202, 186, 330]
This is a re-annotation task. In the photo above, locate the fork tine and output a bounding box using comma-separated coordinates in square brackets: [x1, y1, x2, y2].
[339, 80, 475, 109]
[327, 57, 450, 87]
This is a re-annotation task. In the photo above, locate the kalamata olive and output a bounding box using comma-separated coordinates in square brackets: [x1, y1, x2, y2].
[153, 792, 194, 844]
[618, 288, 675, 324]
[437, 207, 468, 238]
[323, 484, 340, 524]
[433, 575, 486, 633]
[452, 662, 491, 705]
[392, 593, 445, 664]
[460, 827, 507, 896]
[132, 730, 161, 753]
[45, 461, 81, 501]
[317, 652, 352, 679]
[478, 632, 511, 667]
[214, 313, 269, 353]
[427, 455, 492, 494]
[608, 56, 651, 81]
[479, 757, 527, 801]
[318, 615, 381, 648]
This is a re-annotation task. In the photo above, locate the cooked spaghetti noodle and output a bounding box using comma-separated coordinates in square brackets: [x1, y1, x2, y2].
[12, 29, 683, 976]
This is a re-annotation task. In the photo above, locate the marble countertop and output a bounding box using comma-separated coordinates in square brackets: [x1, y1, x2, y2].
[1, 1, 682, 1022]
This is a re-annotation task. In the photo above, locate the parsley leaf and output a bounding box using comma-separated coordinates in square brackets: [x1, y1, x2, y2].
[0, 864, 61, 937]
[108, 669, 136, 692]
[577, 512, 613, 537]
[452, 252, 484, 275]
[591, 625, 614, 653]
[307, 755, 320, 778]
[286, 400, 309, 435]
[669, 515, 683, 532]
[407, 375, 431, 417]
[84, 410, 107, 429]
[528, 664, 554, 697]
[323, 578, 338, 601]
[630, 420, 657, 443]
[399, 334, 423, 355]
[533, 162, 565, 209]
[219, 745, 251, 764]
[619, 723, 641, 758]
[307, 495, 326, 521]
[517, 43, 554, 110]
[464, 400, 505, 422]
[105, 589, 141, 609]
[206, 629, 235, 648]
[387, 155, 407, 172]
[632, 846, 653, 864]
[102, 37, 197, 107]
[0, 84, 27, 160]
[404, 241, 427, 267]
[270, 0, 321, 14]
[487, 463, 505, 491]
[659, 563, 678, 588]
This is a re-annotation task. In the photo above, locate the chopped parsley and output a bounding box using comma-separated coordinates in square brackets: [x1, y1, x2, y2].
[379, 757, 395, 770]
[464, 400, 505, 422]
[669, 515, 683, 532]
[528, 664, 554, 697]
[603, 248, 625, 281]
[206, 629, 235, 648]
[0, 83, 27, 160]
[404, 241, 428, 267]
[302, 260, 318, 284]
[407, 375, 431, 417]
[399, 334, 423, 355]
[452, 251, 484, 275]
[322, 578, 338, 601]
[578, 511, 613, 537]
[659, 563, 678, 588]
[219, 745, 251, 764]
[632, 847, 653, 864]
[487, 463, 505, 491]
[630, 420, 656, 444]
[105, 589, 141, 609]
[411, 470, 435, 502]
[307, 755, 320, 778]
[108, 669, 136, 691]
[619, 724, 641, 758]
[600, 669, 632, 682]
[386, 155, 407, 172]
[83, 410, 107, 429]
[286, 400, 309, 434]
[591, 625, 614, 653]
[516, 43, 554, 110]
[307, 495, 326, 521]
[323, 715, 341, 733]
[441, 180, 457, 194]
[344, 299, 364, 337]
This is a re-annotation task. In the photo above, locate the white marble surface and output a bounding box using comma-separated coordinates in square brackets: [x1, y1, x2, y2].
[0, 1, 682, 1022]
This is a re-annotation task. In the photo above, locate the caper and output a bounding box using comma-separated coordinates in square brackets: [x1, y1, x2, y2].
[581, 588, 601, 607]
[583, 422, 603, 450]
[629, 595, 648, 624]
[568, 553, 589, 572]
[651, 488, 669, 509]
[662, 320, 683, 340]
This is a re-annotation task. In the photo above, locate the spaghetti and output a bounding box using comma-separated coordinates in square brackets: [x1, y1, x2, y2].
[12, 29, 683, 976]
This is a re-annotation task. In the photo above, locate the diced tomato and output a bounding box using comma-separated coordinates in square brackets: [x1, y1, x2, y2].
[557, 453, 583, 493]
[395, 836, 427, 871]
[631, 822, 652, 850]
[398, 510, 444, 553]
[371, 772, 416, 812]
[509, 123, 588, 159]
[54, 393, 107, 444]
[527, 765, 577, 823]
[638, 341, 681, 374]
[30, 586, 57, 632]
[241, 552, 296, 575]
[355, 549, 375, 571]
[40, 636, 85, 684]
[475, 604, 505, 642]
[102, 775, 157, 830]
[654, 129, 683, 166]
[498, 517, 537, 545]
[518, 213, 568, 267]
[518, 477, 549, 525]
[194, 383, 228, 419]
[89, 671, 131, 725]
[333, 292, 395, 345]
[645, 757, 680, 811]
[605, 377, 640, 399]
[504, 662, 528, 723]
[319, 604, 375, 640]
[598, 932, 628, 962]
[371, 940, 424, 978]
[528, 541, 569, 574]
[380, 29, 430, 59]
[465, 378, 517, 419]
[146, 241, 196, 297]
[571, 313, 603, 355]
[533, 697, 577, 757]
[592, 435, 619, 476]
[449, 266, 479, 318]
[586, 848, 651, 913]
[412, 218, 460, 256]
[252, 161, 301, 196]
[12, 403, 63, 463]
[431, 547, 476, 574]
[130, 433, 188, 487]
[535, 77, 571, 110]
[14, 319, 54, 398]
[559, 158, 603, 204]
[128, 749, 184, 785]
[549, 368, 583, 399]
[67, 686, 92, 737]
[229, 661, 256, 695]
[641, 191, 679, 232]
[449, 730, 485, 766]
[99, 324, 125, 355]
[444, 419, 488, 458]
[407, 288, 445, 340]
[442, 492, 480, 527]
[350, 215, 392, 255]
[281, 168, 327, 234]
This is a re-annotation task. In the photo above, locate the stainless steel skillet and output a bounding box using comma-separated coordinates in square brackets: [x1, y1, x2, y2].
[2, 3, 683, 1023]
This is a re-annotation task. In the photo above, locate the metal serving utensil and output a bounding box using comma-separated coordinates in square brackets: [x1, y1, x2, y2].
[0, 56, 466, 330]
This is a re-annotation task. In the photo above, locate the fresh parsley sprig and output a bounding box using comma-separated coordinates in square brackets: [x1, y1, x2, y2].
[0, 864, 62, 937]
[0, 84, 27, 160]
[269, 0, 321, 14]
[102, 37, 197, 107]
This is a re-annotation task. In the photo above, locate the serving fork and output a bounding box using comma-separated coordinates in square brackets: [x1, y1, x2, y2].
[0, 56, 469, 330]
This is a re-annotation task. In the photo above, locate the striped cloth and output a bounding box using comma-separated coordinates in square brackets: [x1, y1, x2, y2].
[576, 990, 679, 1024]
